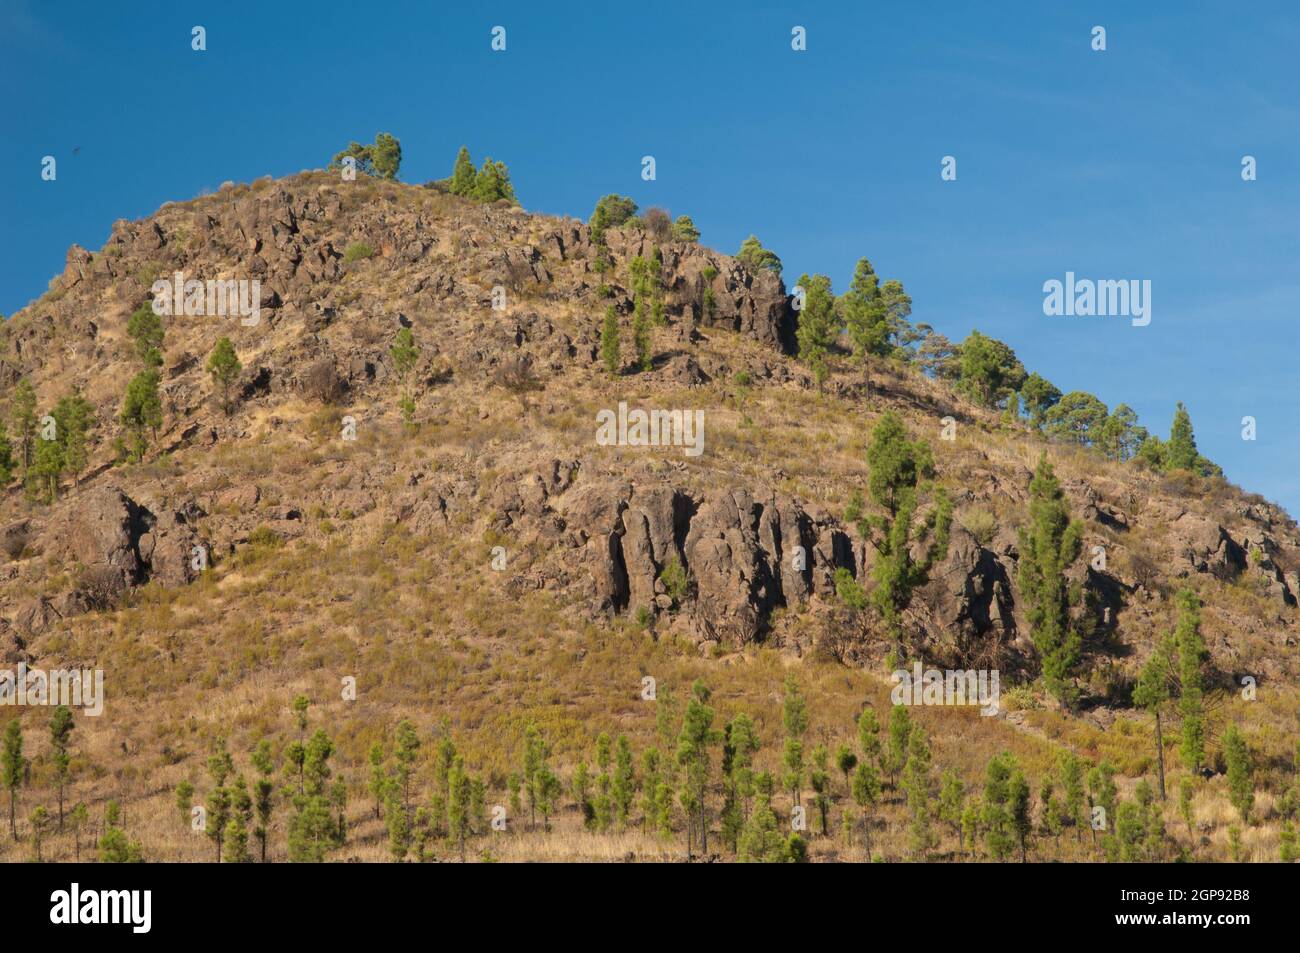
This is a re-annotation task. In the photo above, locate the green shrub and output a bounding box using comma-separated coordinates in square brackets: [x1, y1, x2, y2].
[958, 507, 998, 546]
[248, 526, 282, 549]
[659, 557, 689, 605]
[344, 242, 375, 263]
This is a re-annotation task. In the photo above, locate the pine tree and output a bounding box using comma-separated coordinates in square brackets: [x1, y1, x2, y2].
[1174, 589, 1207, 774]
[367, 741, 386, 820]
[809, 744, 832, 836]
[671, 215, 700, 242]
[1018, 455, 1085, 708]
[29, 421, 63, 503]
[1087, 761, 1118, 841]
[119, 369, 162, 461]
[1020, 373, 1062, 430]
[29, 805, 49, 862]
[850, 413, 952, 661]
[1040, 778, 1063, 848]
[677, 680, 719, 857]
[522, 723, 549, 830]
[852, 759, 881, 859]
[448, 756, 473, 861]
[1178, 775, 1196, 842]
[205, 337, 242, 415]
[736, 235, 782, 275]
[857, 706, 882, 776]
[835, 744, 858, 800]
[389, 327, 419, 425]
[1281, 822, 1296, 863]
[572, 760, 594, 828]
[1, 719, 24, 839]
[287, 728, 342, 861]
[611, 735, 636, 826]
[205, 740, 234, 862]
[251, 739, 275, 863]
[393, 718, 420, 822]
[1224, 724, 1253, 823]
[781, 675, 808, 809]
[223, 815, 250, 863]
[840, 259, 884, 370]
[1165, 402, 1199, 471]
[886, 703, 912, 788]
[632, 296, 652, 372]
[176, 779, 194, 829]
[794, 273, 834, 392]
[938, 769, 965, 850]
[982, 752, 1017, 861]
[449, 146, 477, 195]
[51, 389, 94, 487]
[127, 302, 164, 368]
[1227, 823, 1244, 862]
[721, 715, 759, 851]
[589, 195, 638, 248]
[1058, 751, 1086, 839]
[1010, 768, 1032, 862]
[472, 158, 517, 204]
[69, 802, 88, 861]
[0, 421, 13, 486]
[49, 705, 73, 830]
[8, 378, 37, 472]
[535, 764, 560, 832]
[431, 735, 456, 834]
[737, 771, 794, 862]
[1133, 634, 1175, 799]
[956, 330, 1025, 408]
[960, 801, 979, 860]
[600, 306, 621, 376]
[384, 788, 410, 861]
[902, 725, 934, 857]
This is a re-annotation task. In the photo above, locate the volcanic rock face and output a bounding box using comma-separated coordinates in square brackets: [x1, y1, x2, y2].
[558, 477, 1021, 654]
[38, 485, 206, 606]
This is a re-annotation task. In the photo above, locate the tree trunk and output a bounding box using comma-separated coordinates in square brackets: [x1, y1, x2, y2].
[1154, 710, 1166, 800]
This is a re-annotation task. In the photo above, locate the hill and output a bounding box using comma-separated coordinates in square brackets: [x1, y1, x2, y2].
[1, 170, 1296, 863]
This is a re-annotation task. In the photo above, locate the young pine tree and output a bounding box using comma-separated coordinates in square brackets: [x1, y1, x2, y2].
[849, 413, 952, 663]
[49, 705, 74, 830]
[1174, 589, 1207, 774]
[449, 146, 477, 196]
[676, 680, 719, 857]
[205, 337, 242, 416]
[1, 719, 24, 840]
[9, 378, 38, 472]
[119, 369, 162, 461]
[1223, 724, 1254, 824]
[1132, 634, 1176, 799]
[1018, 455, 1085, 708]
[794, 273, 834, 393]
[389, 327, 419, 425]
[781, 675, 808, 809]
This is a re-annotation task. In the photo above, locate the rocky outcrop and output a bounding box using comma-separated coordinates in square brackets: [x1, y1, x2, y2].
[43, 484, 206, 595]
[918, 526, 1018, 664]
[607, 231, 797, 353]
[559, 476, 1020, 655]
[1170, 512, 1247, 580]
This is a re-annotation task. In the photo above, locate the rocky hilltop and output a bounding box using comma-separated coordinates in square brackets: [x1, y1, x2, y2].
[4, 172, 1295, 681]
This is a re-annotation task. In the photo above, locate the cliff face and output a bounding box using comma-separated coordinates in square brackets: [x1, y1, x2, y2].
[2, 171, 1297, 698]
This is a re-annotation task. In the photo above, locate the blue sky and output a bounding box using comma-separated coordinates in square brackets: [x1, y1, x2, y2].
[3, 1, 1298, 513]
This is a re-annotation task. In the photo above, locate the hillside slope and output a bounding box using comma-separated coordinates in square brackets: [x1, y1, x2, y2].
[1, 171, 1296, 862]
